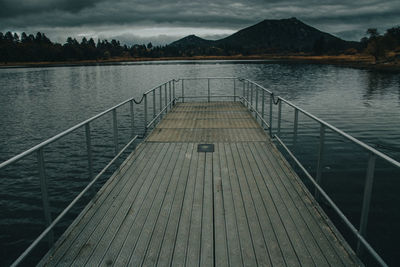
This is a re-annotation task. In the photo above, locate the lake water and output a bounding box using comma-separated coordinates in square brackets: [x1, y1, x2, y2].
[0, 61, 399, 266]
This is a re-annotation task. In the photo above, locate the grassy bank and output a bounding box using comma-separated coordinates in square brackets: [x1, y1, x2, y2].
[1, 54, 399, 72]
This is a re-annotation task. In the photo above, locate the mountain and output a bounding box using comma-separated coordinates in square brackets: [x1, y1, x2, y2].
[168, 18, 359, 54]
[169, 35, 214, 47]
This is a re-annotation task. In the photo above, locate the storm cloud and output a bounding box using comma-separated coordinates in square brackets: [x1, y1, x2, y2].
[1, 0, 399, 45]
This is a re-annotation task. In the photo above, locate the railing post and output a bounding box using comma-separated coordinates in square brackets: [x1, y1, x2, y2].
[233, 79, 236, 102]
[152, 90, 156, 119]
[164, 83, 168, 112]
[169, 81, 172, 109]
[255, 86, 259, 117]
[269, 94, 273, 134]
[357, 153, 377, 256]
[315, 124, 325, 199]
[250, 83, 253, 108]
[159, 86, 162, 112]
[112, 109, 118, 155]
[85, 123, 93, 181]
[242, 80, 245, 102]
[182, 79, 185, 103]
[130, 100, 135, 137]
[293, 108, 298, 145]
[37, 148, 54, 246]
[277, 99, 282, 136]
[246, 81, 249, 107]
[208, 78, 210, 102]
[144, 94, 148, 131]
[261, 89, 265, 122]
[173, 80, 176, 105]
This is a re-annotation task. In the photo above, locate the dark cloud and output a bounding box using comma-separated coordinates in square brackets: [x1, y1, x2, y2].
[0, 0, 103, 18]
[0, 0, 399, 43]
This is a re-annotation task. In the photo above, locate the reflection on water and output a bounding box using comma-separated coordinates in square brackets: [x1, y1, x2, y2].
[0, 61, 399, 265]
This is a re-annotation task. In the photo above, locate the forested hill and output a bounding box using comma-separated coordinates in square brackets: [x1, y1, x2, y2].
[1, 18, 399, 63]
[169, 18, 359, 55]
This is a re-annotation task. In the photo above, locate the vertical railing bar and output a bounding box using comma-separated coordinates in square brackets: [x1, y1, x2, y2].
[250, 83, 253, 108]
[130, 100, 134, 137]
[357, 153, 377, 256]
[277, 100, 282, 136]
[293, 108, 298, 145]
[164, 83, 167, 112]
[242, 80, 245, 103]
[269, 93, 273, 134]
[233, 79, 236, 102]
[173, 80, 176, 105]
[144, 94, 148, 131]
[246, 81, 250, 107]
[159, 86, 162, 112]
[208, 78, 210, 102]
[37, 148, 54, 246]
[261, 89, 265, 122]
[169, 81, 172, 109]
[112, 109, 118, 155]
[315, 124, 325, 199]
[182, 79, 185, 103]
[85, 123, 93, 181]
[152, 90, 156, 118]
[255, 86, 259, 118]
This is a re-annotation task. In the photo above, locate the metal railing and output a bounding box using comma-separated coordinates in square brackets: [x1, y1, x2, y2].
[2, 77, 399, 266]
[236, 78, 400, 267]
[0, 79, 178, 266]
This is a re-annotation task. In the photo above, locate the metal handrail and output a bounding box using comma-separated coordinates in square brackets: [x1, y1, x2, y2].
[3, 77, 399, 266]
[11, 135, 138, 267]
[2, 78, 178, 266]
[236, 77, 398, 267]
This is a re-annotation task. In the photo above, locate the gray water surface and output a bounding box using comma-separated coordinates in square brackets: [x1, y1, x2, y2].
[0, 61, 399, 266]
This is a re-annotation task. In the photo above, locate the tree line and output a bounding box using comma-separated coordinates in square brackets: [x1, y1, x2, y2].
[0, 31, 180, 63]
[0, 26, 399, 63]
[361, 26, 400, 61]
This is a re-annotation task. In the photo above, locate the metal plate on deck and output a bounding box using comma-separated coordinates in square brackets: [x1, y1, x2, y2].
[197, 144, 214, 153]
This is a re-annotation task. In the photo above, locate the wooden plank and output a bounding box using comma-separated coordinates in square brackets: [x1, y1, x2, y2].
[39, 142, 158, 266]
[155, 143, 194, 265]
[185, 148, 205, 266]
[147, 128, 266, 142]
[229, 143, 271, 266]
[94, 143, 182, 266]
[217, 143, 243, 266]
[164, 112, 252, 120]
[109, 143, 185, 266]
[235, 142, 286, 266]
[169, 143, 200, 266]
[157, 119, 259, 129]
[79, 143, 173, 266]
[255, 141, 354, 266]
[127, 143, 191, 266]
[247, 142, 319, 266]
[200, 152, 214, 266]
[213, 144, 229, 267]
[97, 143, 176, 266]
[223, 143, 257, 266]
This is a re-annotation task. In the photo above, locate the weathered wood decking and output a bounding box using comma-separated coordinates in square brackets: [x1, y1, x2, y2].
[40, 101, 360, 266]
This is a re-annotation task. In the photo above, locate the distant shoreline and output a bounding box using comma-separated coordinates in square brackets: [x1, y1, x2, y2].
[1, 54, 399, 72]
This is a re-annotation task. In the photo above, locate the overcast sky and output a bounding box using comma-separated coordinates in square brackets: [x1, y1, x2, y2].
[1, 0, 399, 45]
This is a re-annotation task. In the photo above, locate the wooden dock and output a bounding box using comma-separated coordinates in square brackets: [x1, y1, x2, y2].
[39, 101, 360, 266]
